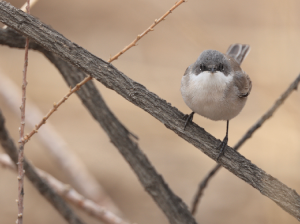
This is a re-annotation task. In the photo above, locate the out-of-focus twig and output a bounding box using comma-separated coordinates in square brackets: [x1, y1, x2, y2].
[0, 153, 130, 224]
[0, 153, 16, 169]
[190, 73, 300, 215]
[20, 0, 187, 144]
[17, 1, 30, 223]
[0, 72, 121, 215]
[0, 111, 86, 224]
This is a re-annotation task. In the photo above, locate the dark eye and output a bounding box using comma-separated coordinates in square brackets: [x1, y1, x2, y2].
[200, 64, 206, 71]
[218, 63, 224, 71]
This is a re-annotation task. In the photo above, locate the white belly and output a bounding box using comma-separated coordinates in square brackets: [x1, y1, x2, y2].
[181, 71, 244, 121]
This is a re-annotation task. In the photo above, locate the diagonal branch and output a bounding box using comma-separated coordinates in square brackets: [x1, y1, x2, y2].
[190, 73, 300, 215]
[0, 2, 300, 221]
[0, 28, 197, 224]
[0, 110, 86, 224]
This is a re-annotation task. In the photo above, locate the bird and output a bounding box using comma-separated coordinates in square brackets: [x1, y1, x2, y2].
[180, 44, 252, 160]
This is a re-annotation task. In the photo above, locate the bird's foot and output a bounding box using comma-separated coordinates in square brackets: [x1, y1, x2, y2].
[216, 135, 228, 161]
[183, 112, 194, 130]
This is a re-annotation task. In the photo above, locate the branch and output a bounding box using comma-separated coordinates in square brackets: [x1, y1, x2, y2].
[190, 73, 300, 215]
[0, 28, 197, 224]
[0, 72, 121, 215]
[1, 2, 300, 220]
[0, 154, 130, 224]
[0, 110, 86, 224]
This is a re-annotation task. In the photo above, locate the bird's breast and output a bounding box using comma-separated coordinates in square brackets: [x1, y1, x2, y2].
[181, 71, 243, 120]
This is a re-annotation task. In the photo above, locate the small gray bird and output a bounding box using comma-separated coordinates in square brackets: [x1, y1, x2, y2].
[181, 44, 252, 160]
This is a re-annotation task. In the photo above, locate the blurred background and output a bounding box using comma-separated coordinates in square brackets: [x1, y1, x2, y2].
[0, 0, 300, 223]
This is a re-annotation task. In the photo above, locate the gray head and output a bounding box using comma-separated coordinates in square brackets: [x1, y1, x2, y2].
[192, 50, 232, 76]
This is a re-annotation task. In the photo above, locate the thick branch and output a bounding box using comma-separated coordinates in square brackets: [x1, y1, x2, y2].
[0, 110, 86, 224]
[0, 28, 197, 224]
[191, 73, 300, 215]
[0, 2, 300, 220]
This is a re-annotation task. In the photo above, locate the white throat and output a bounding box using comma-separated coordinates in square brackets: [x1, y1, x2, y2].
[190, 71, 233, 90]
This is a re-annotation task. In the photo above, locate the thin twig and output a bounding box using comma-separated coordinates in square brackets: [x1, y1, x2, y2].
[0, 72, 121, 215]
[20, 0, 187, 144]
[0, 112, 86, 224]
[108, 0, 187, 62]
[190, 73, 300, 215]
[0, 154, 130, 224]
[17, 1, 30, 223]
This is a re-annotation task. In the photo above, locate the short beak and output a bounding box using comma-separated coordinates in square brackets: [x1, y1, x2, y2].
[209, 67, 216, 73]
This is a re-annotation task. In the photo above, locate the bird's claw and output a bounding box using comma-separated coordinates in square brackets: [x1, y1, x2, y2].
[216, 135, 228, 161]
[183, 112, 194, 130]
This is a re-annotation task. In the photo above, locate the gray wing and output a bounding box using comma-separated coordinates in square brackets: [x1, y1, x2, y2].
[226, 44, 250, 65]
[183, 65, 192, 76]
[234, 71, 252, 98]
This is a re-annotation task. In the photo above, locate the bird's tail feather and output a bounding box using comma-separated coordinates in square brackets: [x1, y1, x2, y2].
[226, 44, 250, 65]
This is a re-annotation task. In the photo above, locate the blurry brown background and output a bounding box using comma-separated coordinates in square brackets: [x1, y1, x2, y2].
[0, 0, 300, 223]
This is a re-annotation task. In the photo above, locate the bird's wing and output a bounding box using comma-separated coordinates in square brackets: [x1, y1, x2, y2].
[233, 71, 252, 98]
[226, 44, 250, 65]
[183, 65, 192, 76]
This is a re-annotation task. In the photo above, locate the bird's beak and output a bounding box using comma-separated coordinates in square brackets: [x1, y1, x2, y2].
[208, 67, 216, 73]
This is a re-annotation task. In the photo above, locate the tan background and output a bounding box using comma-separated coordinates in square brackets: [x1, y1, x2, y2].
[0, 0, 300, 223]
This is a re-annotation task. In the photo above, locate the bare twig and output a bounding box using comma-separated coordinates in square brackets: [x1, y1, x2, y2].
[17, 1, 30, 223]
[0, 154, 130, 224]
[0, 111, 86, 224]
[190, 73, 300, 215]
[0, 72, 121, 215]
[19, 0, 186, 144]
[108, 0, 187, 61]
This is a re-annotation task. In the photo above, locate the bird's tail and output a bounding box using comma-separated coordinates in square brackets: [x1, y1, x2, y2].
[226, 44, 250, 65]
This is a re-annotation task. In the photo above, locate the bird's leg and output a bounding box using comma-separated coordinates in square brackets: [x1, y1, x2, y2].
[217, 120, 229, 161]
[183, 112, 195, 130]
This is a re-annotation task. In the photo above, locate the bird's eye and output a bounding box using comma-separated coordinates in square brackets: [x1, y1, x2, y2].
[200, 64, 206, 71]
[218, 63, 224, 71]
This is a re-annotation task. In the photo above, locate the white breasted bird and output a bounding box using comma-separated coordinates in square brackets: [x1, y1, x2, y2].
[181, 44, 252, 160]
